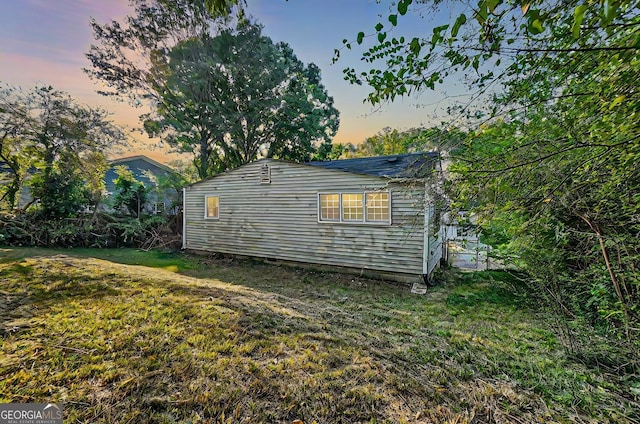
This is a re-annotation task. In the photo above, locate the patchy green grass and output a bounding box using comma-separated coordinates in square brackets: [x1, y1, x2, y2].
[0, 247, 637, 423]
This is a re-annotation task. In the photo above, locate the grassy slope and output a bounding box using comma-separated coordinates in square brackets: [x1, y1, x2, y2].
[0, 247, 637, 423]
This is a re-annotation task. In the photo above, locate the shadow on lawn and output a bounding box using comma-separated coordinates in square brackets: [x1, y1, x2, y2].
[1, 249, 635, 423]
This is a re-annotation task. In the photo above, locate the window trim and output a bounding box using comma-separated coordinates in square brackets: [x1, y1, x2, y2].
[317, 190, 391, 225]
[204, 195, 220, 220]
[260, 163, 271, 184]
[153, 201, 166, 215]
[318, 193, 340, 222]
[340, 193, 364, 222]
[364, 191, 391, 223]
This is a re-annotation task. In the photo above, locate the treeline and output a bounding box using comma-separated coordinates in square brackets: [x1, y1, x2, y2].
[0, 85, 186, 249]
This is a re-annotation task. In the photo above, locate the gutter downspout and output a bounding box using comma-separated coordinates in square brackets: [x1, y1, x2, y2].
[182, 187, 186, 250]
[422, 191, 431, 285]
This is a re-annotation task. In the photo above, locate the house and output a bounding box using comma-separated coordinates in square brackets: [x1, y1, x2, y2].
[106, 155, 180, 214]
[182, 152, 443, 283]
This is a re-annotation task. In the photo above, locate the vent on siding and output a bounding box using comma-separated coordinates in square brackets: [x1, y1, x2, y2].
[260, 164, 271, 184]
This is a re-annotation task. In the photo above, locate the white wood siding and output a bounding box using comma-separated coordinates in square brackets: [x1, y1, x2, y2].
[184, 159, 428, 277]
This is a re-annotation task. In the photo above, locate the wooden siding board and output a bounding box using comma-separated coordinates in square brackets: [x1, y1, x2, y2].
[185, 159, 427, 276]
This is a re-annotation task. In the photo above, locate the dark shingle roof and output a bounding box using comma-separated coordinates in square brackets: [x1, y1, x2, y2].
[307, 152, 439, 178]
[105, 155, 176, 193]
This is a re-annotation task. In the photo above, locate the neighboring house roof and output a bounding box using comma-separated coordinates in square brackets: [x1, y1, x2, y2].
[308, 152, 439, 178]
[109, 155, 176, 174]
[105, 155, 177, 194]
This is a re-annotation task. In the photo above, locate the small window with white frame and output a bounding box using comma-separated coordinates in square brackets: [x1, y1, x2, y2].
[154, 202, 166, 215]
[341, 193, 363, 221]
[205, 195, 219, 219]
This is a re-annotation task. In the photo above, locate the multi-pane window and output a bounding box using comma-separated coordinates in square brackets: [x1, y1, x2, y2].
[365, 192, 390, 222]
[341, 193, 363, 221]
[318, 191, 390, 224]
[319, 194, 340, 221]
[205, 195, 219, 219]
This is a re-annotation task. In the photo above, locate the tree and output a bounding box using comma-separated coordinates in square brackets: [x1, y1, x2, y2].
[111, 166, 149, 217]
[0, 84, 124, 217]
[348, 126, 463, 158]
[86, 0, 217, 103]
[87, 2, 338, 179]
[197, 0, 243, 16]
[143, 22, 338, 177]
[0, 135, 30, 210]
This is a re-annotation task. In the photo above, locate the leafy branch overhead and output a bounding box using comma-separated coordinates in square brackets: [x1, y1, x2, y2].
[339, 0, 639, 104]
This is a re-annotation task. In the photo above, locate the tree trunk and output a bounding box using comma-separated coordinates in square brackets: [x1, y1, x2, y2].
[578, 213, 629, 338]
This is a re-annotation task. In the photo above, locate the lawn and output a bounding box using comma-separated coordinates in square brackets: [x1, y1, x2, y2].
[0, 247, 637, 423]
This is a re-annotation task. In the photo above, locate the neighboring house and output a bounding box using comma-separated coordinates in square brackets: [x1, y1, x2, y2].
[2, 155, 180, 214]
[106, 155, 180, 215]
[182, 152, 443, 283]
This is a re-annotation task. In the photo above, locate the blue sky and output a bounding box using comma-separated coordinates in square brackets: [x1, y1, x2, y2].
[0, 0, 459, 162]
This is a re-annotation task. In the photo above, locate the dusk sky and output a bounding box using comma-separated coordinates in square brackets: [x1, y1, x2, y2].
[0, 0, 462, 163]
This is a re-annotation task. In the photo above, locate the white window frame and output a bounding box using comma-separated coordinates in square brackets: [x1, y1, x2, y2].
[153, 201, 166, 215]
[204, 195, 219, 220]
[317, 190, 391, 225]
[365, 191, 391, 223]
[318, 193, 341, 222]
[341, 193, 364, 222]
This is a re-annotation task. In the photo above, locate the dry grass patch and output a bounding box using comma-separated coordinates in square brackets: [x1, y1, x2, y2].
[0, 248, 638, 423]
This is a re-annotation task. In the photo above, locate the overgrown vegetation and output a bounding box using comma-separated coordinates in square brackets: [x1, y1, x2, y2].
[339, 0, 640, 359]
[0, 248, 638, 423]
[0, 213, 180, 250]
[0, 83, 185, 250]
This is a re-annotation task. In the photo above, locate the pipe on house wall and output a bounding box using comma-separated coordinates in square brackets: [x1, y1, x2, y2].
[422, 191, 431, 284]
[182, 187, 186, 250]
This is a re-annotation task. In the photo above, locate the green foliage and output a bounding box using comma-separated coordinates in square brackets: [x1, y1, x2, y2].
[341, 1, 638, 106]
[111, 166, 148, 217]
[0, 84, 123, 214]
[148, 22, 338, 177]
[0, 212, 180, 249]
[87, 4, 339, 179]
[343, 126, 465, 158]
[28, 171, 91, 219]
[199, 0, 242, 17]
[451, 112, 640, 350]
[312, 139, 344, 161]
[0, 136, 31, 210]
[340, 0, 639, 352]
